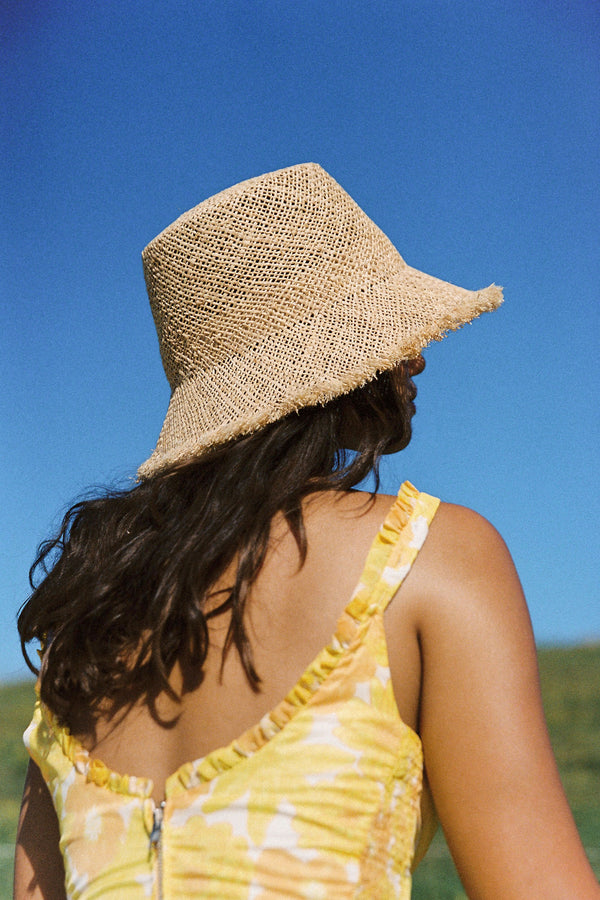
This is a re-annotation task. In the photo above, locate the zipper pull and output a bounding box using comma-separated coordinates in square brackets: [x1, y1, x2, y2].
[149, 801, 165, 849]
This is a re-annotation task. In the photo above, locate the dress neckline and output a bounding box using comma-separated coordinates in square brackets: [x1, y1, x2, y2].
[36, 482, 424, 801]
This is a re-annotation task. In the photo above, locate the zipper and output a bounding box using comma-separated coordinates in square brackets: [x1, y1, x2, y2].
[149, 800, 166, 900]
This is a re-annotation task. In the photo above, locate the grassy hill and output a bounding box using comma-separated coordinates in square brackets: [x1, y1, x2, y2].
[2, 646, 599, 897]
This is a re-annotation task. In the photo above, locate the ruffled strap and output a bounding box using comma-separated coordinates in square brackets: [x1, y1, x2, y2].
[24, 693, 154, 800]
[344, 482, 440, 621]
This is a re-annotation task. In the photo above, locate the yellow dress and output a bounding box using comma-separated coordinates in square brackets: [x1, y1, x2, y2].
[25, 482, 440, 899]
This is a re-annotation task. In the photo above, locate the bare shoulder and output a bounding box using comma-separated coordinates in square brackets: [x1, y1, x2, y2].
[408, 500, 527, 630]
[411, 498, 536, 724]
[422, 500, 516, 575]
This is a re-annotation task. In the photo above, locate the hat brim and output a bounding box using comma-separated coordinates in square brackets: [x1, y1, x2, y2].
[137, 269, 502, 479]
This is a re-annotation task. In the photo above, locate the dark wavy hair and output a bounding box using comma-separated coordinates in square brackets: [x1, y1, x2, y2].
[18, 365, 415, 732]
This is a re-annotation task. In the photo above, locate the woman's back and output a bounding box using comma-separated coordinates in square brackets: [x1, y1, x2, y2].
[76, 489, 416, 801]
[25, 484, 441, 898]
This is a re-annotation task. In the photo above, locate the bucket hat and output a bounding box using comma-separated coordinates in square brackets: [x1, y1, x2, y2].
[137, 163, 502, 478]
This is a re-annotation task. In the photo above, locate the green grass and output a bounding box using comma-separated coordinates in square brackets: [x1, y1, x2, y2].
[2, 647, 599, 897]
[0, 679, 35, 898]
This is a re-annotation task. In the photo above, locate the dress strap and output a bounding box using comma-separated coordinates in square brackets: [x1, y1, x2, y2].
[344, 481, 440, 622]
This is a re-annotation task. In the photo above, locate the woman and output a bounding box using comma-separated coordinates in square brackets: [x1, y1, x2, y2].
[15, 164, 599, 898]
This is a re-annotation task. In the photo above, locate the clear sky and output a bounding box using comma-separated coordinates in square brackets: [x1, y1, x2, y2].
[2, 0, 599, 681]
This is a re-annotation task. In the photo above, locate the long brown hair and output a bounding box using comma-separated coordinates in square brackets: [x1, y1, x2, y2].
[18, 366, 415, 731]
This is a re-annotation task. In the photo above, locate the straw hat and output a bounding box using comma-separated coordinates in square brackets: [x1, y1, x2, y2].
[137, 163, 502, 478]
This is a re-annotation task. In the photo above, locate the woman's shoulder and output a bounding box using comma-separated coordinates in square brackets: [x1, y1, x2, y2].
[323, 488, 508, 553]
[302, 487, 516, 596]
[395, 497, 528, 648]
[304, 487, 506, 550]
[337, 489, 525, 635]
[417, 499, 517, 588]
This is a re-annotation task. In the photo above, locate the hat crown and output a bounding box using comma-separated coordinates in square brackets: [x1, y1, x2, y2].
[137, 164, 502, 478]
[142, 163, 401, 389]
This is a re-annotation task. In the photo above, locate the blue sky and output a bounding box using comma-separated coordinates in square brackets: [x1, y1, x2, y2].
[2, 0, 599, 680]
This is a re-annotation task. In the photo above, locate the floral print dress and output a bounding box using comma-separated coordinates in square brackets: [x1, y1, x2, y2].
[25, 482, 440, 899]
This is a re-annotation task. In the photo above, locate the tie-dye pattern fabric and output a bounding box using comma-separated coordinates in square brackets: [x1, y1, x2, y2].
[24, 482, 440, 899]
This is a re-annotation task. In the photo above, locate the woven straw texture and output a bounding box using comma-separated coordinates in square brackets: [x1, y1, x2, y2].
[138, 163, 502, 478]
